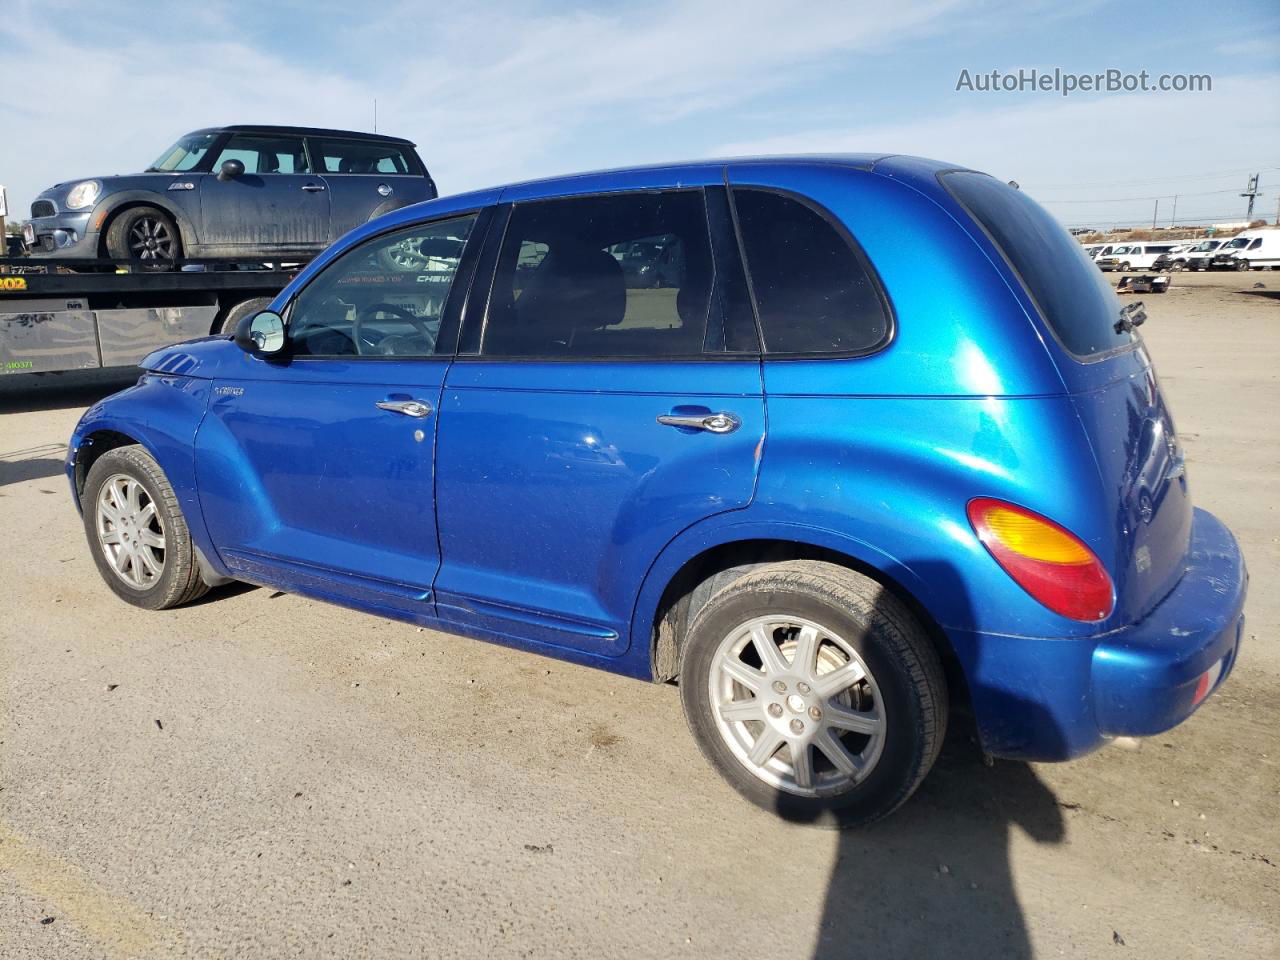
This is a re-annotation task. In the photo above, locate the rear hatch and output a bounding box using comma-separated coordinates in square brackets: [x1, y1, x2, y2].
[941, 171, 1193, 625]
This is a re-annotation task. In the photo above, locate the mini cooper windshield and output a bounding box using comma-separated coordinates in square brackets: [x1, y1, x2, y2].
[147, 133, 220, 172]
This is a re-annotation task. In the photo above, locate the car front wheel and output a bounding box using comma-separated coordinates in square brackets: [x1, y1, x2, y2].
[82, 445, 208, 609]
[105, 206, 183, 262]
[679, 560, 947, 828]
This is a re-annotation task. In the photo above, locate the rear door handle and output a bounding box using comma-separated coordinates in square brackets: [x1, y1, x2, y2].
[656, 412, 741, 434]
[301, 183, 327, 192]
[376, 399, 432, 418]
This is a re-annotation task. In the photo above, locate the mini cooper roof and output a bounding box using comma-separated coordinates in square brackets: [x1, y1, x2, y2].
[186, 125, 417, 147]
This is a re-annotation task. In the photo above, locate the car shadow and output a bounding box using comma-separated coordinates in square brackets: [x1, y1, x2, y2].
[776, 559, 1067, 959]
[0, 441, 72, 489]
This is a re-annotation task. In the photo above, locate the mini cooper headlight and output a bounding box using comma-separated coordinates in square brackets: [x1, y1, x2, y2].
[65, 180, 102, 210]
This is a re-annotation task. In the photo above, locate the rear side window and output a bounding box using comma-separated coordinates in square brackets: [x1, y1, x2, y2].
[732, 189, 890, 355]
[480, 190, 714, 358]
[309, 138, 416, 175]
[943, 171, 1130, 357]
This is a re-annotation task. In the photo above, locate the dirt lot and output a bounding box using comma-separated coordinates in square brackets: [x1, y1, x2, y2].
[1, 271, 1276, 959]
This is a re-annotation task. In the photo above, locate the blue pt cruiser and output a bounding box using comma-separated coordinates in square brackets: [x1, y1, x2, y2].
[67, 155, 1247, 826]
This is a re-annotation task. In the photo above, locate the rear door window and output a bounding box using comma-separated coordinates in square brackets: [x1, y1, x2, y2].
[479, 190, 714, 358]
[309, 138, 417, 175]
[731, 189, 890, 355]
[942, 171, 1132, 358]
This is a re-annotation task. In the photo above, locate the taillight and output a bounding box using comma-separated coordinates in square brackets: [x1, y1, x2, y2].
[967, 497, 1114, 622]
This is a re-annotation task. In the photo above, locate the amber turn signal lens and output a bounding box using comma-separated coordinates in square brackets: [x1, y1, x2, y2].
[967, 497, 1114, 621]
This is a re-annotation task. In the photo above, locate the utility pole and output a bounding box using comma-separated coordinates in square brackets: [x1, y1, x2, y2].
[373, 99, 378, 133]
[1241, 173, 1262, 221]
[1152, 198, 1159, 231]
[1274, 195, 1279, 227]
[1171, 194, 1178, 229]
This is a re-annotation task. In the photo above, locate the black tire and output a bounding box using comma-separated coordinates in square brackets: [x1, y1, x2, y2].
[1119, 261, 1131, 272]
[216, 296, 273, 336]
[1235, 259, 1251, 272]
[81, 445, 208, 610]
[1169, 260, 1184, 272]
[679, 560, 947, 828]
[105, 206, 182, 262]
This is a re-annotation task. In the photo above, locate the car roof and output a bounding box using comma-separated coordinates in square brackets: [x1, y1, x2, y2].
[187, 125, 416, 146]
[496, 153, 894, 192]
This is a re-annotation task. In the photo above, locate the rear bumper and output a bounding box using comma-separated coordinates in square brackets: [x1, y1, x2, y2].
[955, 507, 1247, 760]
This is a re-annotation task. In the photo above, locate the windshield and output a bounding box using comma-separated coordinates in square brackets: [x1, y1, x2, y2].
[1223, 238, 1250, 250]
[148, 133, 219, 172]
[1191, 241, 1215, 251]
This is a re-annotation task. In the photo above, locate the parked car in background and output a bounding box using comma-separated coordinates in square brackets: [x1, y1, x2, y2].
[1154, 241, 1205, 272]
[67, 155, 1245, 827]
[1096, 243, 1176, 272]
[23, 125, 436, 262]
[1210, 229, 1280, 271]
[1083, 242, 1120, 262]
[1179, 239, 1228, 271]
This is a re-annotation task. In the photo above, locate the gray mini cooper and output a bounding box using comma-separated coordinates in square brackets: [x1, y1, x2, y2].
[24, 124, 436, 261]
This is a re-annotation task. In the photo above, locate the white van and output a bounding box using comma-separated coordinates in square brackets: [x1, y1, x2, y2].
[1096, 243, 1177, 272]
[1214, 229, 1280, 270]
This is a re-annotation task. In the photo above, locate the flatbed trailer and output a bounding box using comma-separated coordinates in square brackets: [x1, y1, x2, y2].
[0, 257, 306, 376]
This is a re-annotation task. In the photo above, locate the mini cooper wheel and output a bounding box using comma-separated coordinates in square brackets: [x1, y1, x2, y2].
[105, 206, 182, 262]
[680, 560, 947, 827]
[82, 445, 208, 609]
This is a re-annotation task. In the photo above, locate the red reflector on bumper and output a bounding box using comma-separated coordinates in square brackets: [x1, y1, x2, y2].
[1192, 658, 1224, 707]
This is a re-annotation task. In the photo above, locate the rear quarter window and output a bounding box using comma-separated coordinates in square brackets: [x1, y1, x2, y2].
[309, 138, 418, 175]
[942, 171, 1131, 358]
[732, 189, 890, 355]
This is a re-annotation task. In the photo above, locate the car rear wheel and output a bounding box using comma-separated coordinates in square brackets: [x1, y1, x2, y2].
[82, 445, 208, 609]
[679, 560, 947, 828]
[105, 206, 182, 262]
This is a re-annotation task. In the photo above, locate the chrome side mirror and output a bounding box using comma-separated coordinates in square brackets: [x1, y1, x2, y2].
[234, 310, 285, 355]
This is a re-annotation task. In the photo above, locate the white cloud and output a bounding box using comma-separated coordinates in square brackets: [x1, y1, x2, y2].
[0, 0, 963, 215]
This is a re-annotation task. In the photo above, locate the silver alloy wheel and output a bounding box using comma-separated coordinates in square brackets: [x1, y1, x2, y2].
[709, 615, 886, 798]
[127, 217, 177, 260]
[95, 474, 166, 589]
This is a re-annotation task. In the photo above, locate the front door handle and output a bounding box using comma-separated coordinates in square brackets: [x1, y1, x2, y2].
[301, 183, 327, 192]
[656, 412, 741, 434]
[376, 399, 432, 418]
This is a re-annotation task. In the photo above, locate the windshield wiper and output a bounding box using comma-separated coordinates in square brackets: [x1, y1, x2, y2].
[1114, 301, 1146, 334]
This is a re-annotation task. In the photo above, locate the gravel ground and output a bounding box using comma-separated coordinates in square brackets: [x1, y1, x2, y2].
[1, 270, 1276, 959]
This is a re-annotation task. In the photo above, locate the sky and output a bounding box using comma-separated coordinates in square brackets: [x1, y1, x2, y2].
[1, 0, 1277, 231]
